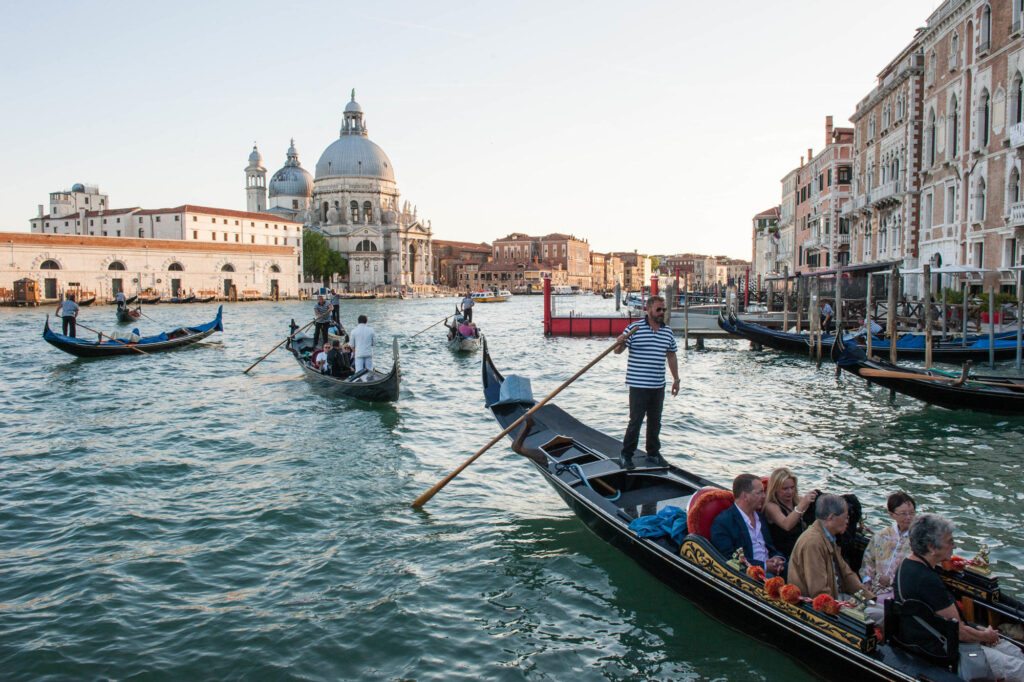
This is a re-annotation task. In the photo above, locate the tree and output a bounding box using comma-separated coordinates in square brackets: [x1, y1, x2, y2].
[303, 231, 347, 286]
[649, 256, 660, 273]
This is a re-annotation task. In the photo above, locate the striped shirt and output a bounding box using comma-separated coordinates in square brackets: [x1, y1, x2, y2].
[624, 318, 677, 388]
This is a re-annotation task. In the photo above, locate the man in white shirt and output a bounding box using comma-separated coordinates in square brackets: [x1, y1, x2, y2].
[350, 314, 376, 373]
[55, 293, 80, 337]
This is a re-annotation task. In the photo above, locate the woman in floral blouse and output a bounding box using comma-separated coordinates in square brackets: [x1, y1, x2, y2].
[860, 491, 916, 603]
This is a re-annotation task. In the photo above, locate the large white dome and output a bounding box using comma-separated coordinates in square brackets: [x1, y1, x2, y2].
[315, 136, 394, 182]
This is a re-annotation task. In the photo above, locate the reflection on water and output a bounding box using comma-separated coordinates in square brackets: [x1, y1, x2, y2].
[1, 296, 1022, 679]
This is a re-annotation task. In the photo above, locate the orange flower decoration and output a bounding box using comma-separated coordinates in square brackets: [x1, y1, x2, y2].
[941, 556, 968, 572]
[746, 565, 766, 582]
[780, 584, 802, 604]
[812, 594, 841, 616]
[764, 576, 784, 599]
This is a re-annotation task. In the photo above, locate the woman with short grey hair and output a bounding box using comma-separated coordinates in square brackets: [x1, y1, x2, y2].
[894, 513, 1024, 680]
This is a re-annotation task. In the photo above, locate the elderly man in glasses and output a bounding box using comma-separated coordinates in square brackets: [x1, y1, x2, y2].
[614, 294, 680, 469]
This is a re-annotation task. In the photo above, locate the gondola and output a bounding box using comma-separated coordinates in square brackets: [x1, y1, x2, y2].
[116, 306, 142, 323]
[77, 295, 96, 306]
[480, 339, 1024, 681]
[286, 320, 399, 402]
[832, 335, 1024, 415]
[719, 314, 1023, 363]
[138, 294, 161, 305]
[447, 332, 481, 353]
[194, 293, 216, 303]
[44, 306, 223, 358]
[169, 294, 196, 304]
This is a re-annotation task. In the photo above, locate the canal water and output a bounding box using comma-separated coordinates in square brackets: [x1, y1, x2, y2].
[2, 295, 1023, 680]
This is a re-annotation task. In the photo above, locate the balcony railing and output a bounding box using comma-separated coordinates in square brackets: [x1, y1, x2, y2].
[977, 38, 990, 55]
[1011, 201, 1024, 225]
[855, 193, 870, 210]
[838, 233, 851, 245]
[1010, 122, 1024, 148]
[872, 180, 900, 204]
[803, 235, 820, 250]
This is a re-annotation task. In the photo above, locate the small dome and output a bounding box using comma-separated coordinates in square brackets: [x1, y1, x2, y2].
[247, 144, 263, 169]
[344, 99, 362, 113]
[71, 183, 85, 192]
[269, 165, 314, 198]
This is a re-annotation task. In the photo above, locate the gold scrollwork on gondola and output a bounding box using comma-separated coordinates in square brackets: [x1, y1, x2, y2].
[679, 540, 876, 653]
[941, 575, 999, 602]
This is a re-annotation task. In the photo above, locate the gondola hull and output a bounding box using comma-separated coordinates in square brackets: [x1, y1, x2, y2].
[720, 314, 1023, 363]
[480, 341, 967, 682]
[447, 335, 481, 353]
[44, 307, 223, 357]
[833, 336, 1024, 415]
[287, 325, 399, 402]
[116, 307, 141, 323]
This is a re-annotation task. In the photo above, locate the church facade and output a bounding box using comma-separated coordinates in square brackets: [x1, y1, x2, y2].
[247, 92, 434, 291]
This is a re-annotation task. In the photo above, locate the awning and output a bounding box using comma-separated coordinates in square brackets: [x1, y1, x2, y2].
[763, 260, 901, 281]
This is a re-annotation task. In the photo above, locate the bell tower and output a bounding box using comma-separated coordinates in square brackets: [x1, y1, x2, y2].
[245, 143, 267, 212]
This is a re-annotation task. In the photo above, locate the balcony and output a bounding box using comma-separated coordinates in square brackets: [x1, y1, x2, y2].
[803, 235, 820, 250]
[855, 192, 870, 210]
[871, 180, 900, 205]
[838, 233, 851, 246]
[1012, 201, 1024, 225]
[1011, 122, 1024, 148]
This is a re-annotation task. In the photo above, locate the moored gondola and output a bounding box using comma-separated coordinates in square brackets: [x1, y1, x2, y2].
[720, 314, 1023, 364]
[116, 306, 142, 323]
[832, 335, 1024, 415]
[138, 294, 161, 305]
[480, 338, 1023, 681]
[44, 306, 223, 358]
[169, 294, 196, 304]
[286, 320, 399, 402]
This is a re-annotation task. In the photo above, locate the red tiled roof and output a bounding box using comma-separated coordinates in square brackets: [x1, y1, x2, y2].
[0, 231, 295, 254]
[139, 205, 302, 222]
[432, 239, 492, 252]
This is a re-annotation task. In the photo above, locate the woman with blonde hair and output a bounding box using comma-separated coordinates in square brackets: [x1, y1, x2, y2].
[764, 467, 818, 558]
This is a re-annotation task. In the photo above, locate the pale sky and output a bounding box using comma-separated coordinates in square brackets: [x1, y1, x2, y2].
[0, 0, 943, 259]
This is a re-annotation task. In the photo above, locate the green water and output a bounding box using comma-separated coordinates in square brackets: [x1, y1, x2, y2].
[2, 295, 1022, 680]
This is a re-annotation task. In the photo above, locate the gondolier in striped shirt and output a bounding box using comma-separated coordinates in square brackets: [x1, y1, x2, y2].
[614, 295, 679, 469]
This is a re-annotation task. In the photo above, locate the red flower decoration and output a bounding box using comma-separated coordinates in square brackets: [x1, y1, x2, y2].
[746, 565, 766, 582]
[780, 584, 802, 604]
[764, 576, 784, 599]
[812, 594, 841, 616]
[941, 556, 968, 572]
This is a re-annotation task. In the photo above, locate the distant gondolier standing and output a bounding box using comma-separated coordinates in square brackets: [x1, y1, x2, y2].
[56, 292, 79, 337]
[350, 314, 375, 373]
[614, 295, 679, 469]
[461, 291, 474, 323]
[115, 291, 126, 311]
[313, 295, 333, 349]
[330, 289, 342, 328]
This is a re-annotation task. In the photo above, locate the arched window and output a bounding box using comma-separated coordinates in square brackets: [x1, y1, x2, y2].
[270, 264, 281, 273]
[949, 96, 959, 157]
[350, 201, 359, 223]
[1011, 167, 1021, 205]
[977, 178, 987, 221]
[221, 264, 235, 272]
[979, 89, 991, 147]
[1014, 74, 1023, 125]
[168, 262, 183, 271]
[362, 201, 373, 223]
[108, 261, 126, 271]
[951, 33, 959, 68]
[322, 202, 328, 222]
[40, 259, 60, 270]
[981, 5, 991, 49]
[928, 109, 937, 166]
[355, 239, 377, 252]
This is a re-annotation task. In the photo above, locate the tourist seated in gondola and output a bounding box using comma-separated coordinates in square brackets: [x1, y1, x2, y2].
[764, 467, 818, 559]
[893, 513, 1024, 681]
[326, 340, 354, 378]
[710, 473, 786, 576]
[311, 342, 331, 371]
[458, 320, 479, 338]
[788, 495, 874, 602]
[853, 315, 883, 336]
[859, 492, 915, 611]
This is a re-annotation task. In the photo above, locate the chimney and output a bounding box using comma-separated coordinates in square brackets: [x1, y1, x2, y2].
[825, 115, 834, 146]
[37, 204, 43, 219]
[800, 156, 804, 167]
[807, 148, 813, 162]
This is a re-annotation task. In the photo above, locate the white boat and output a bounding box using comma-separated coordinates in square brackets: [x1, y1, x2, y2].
[471, 290, 510, 303]
[551, 285, 574, 296]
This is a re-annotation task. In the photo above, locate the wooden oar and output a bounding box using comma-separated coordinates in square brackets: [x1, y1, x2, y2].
[411, 311, 458, 338]
[75, 321, 153, 356]
[858, 367, 1024, 390]
[411, 325, 639, 508]
[243, 319, 315, 374]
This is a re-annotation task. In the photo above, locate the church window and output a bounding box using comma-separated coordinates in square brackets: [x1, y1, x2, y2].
[292, 200, 298, 209]
[322, 202, 329, 221]
[351, 201, 360, 223]
[363, 202, 373, 223]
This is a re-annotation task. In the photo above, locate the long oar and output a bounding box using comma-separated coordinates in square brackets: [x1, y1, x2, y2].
[411, 326, 639, 508]
[75, 321, 153, 356]
[858, 367, 1024, 390]
[243, 319, 315, 374]
[411, 311, 458, 338]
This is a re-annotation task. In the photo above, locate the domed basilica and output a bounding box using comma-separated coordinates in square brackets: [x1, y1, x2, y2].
[244, 91, 433, 290]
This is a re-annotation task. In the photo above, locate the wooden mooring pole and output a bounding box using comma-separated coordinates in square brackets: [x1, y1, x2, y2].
[865, 272, 873, 357]
[888, 264, 898, 365]
[923, 263, 933, 369]
[782, 265, 790, 332]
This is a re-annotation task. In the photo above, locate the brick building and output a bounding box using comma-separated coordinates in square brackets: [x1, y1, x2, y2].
[792, 118, 854, 273]
[431, 239, 491, 288]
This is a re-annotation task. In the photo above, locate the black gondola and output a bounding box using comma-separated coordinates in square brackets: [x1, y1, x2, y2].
[480, 338, 1024, 681]
[77, 295, 96, 306]
[286, 320, 399, 402]
[194, 294, 216, 303]
[138, 294, 161, 305]
[719, 314, 1022, 364]
[116, 306, 142, 323]
[832, 335, 1024, 415]
[44, 306, 223, 358]
[169, 295, 196, 304]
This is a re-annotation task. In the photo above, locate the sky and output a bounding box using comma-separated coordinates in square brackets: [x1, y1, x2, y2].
[0, 0, 946, 259]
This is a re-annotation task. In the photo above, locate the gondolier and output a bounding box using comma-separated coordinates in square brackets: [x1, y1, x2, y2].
[330, 289, 342, 328]
[56, 293, 79, 337]
[312, 295, 333, 349]
[460, 291, 474, 323]
[614, 294, 679, 468]
[115, 291, 127, 310]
